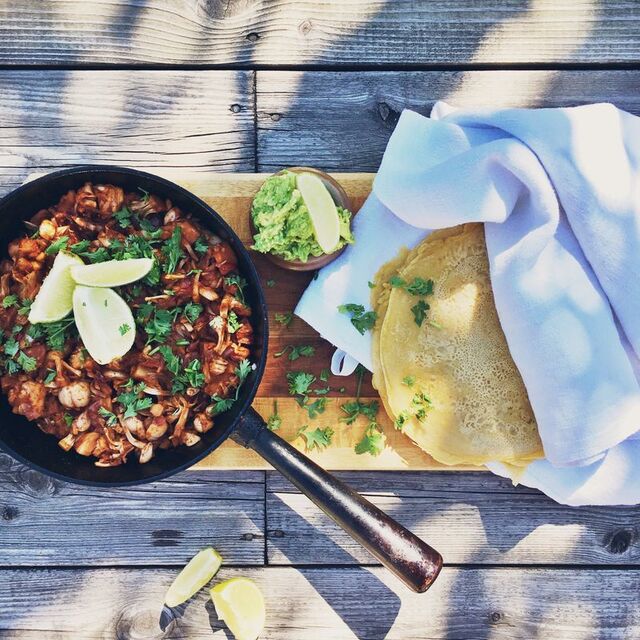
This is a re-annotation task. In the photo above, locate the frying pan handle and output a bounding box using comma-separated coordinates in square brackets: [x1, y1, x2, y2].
[233, 407, 442, 593]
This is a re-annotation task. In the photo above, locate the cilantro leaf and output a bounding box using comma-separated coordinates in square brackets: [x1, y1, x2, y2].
[116, 379, 153, 419]
[210, 395, 235, 415]
[113, 206, 134, 229]
[183, 302, 203, 324]
[118, 323, 131, 336]
[274, 312, 293, 327]
[224, 275, 247, 303]
[402, 375, 416, 387]
[274, 344, 315, 361]
[406, 277, 434, 296]
[287, 371, 316, 396]
[193, 237, 209, 255]
[338, 303, 377, 335]
[161, 226, 184, 274]
[340, 399, 379, 425]
[355, 423, 386, 456]
[45, 236, 69, 255]
[184, 358, 205, 389]
[16, 351, 37, 372]
[44, 368, 57, 385]
[411, 300, 429, 327]
[2, 295, 17, 308]
[98, 406, 118, 427]
[266, 279, 276, 288]
[236, 359, 252, 383]
[3, 338, 19, 358]
[227, 311, 241, 334]
[299, 397, 327, 419]
[267, 400, 281, 432]
[297, 426, 334, 452]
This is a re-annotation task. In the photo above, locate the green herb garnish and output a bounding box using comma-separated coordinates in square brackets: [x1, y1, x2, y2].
[45, 236, 69, 255]
[2, 295, 18, 309]
[337, 303, 377, 335]
[267, 400, 282, 432]
[297, 426, 334, 452]
[411, 300, 429, 327]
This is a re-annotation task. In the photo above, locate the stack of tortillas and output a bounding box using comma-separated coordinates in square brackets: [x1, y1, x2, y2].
[371, 223, 543, 468]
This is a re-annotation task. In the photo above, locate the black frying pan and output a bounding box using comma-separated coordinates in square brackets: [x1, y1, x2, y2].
[0, 166, 442, 592]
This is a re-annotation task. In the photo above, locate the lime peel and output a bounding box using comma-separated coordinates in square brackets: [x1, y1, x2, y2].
[165, 548, 223, 608]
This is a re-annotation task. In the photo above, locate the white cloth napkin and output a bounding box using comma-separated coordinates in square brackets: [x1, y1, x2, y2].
[296, 102, 640, 506]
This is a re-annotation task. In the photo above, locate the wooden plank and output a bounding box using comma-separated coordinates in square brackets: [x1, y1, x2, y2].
[1, 2, 638, 66]
[0, 453, 265, 566]
[1, 566, 639, 639]
[267, 471, 640, 565]
[257, 70, 640, 171]
[0, 70, 255, 195]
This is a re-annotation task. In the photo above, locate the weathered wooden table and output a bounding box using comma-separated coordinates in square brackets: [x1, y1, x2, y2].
[1, 3, 639, 638]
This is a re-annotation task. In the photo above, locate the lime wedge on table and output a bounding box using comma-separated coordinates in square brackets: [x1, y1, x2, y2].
[296, 172, 341, 253]
[72, 286, 135, 365]
[28, 251, 84, 323]
[70, 257, 154, 287]
[165, 548, 223, 608]
[210, 577, 266, 640]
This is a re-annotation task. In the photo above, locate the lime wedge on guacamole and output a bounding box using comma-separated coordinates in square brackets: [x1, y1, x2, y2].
[28, 251, 84, 324]
[72, 285, 135, 365]
[70, 257, 154, 288]
[296, 172, 340, 253]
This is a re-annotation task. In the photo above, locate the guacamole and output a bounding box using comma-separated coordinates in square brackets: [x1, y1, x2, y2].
[251, 171, 354, 262]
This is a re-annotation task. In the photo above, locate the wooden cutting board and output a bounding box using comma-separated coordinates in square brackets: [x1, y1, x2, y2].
[153, 172, 478, 472]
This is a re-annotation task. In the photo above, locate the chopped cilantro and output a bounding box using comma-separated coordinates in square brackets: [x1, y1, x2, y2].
[45, 236, 69, 255]
[340, 399, 379, 425]
[267, 400, 281, 432]
[274, 312, 293, 327]
[227, 311, 241, 334]
[44, 369, 57, 385]
[98, 406, 118, 427]
[113, 206, 134, 229]
[184, 358, 205, 389]
[17, 299, 32, 316]
[266, 279, 276, 288]
[355, 423, 386, 456]
[210, 396, 235, 415]
[224, 275, 247, 303]
[394, 411, 409, 431]
[16, 351, 37, 372]
[69, 239, 91, 254]
[274, 344, 315, 361]
[193, 237, 209, 255]
[411, 300, 429, 327]
[3, 338, 19, 357]
[2, 295, 18, 308]
[118, 323, 131, 336]
[297, 426, 334, 452]
[338, 303, 377, 335]
[162, 226, 184, 274]
[287, 371, 316, 396]
[116, 379, 153, 419]
[299, 397, 327, 419]
[402, 375, 416, 387]
[320, 368, 330, 382]
[183, 302, 203, 324]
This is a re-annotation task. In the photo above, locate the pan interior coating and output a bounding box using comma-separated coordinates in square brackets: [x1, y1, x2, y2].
[372, 224, 542, 466]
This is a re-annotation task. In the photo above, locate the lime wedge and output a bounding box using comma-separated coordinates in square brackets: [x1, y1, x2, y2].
[72, 286, 135, 365]
[165, 548, 223, 608]
[28, 251, 84, 324]
[70, 257, 154, 287]
[296, 172, 341, 253]
[210, 577, 266, 640]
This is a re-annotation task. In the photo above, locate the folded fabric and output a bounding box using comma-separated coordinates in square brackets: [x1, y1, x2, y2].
[296, 102, 640, 505]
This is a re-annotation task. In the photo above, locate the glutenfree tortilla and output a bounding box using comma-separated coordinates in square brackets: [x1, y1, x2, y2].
[371, 224, 542, 466]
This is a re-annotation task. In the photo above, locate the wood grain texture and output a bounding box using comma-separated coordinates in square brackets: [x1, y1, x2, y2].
[267, 471, 640, 566]
[0, 453, 265, 566]
[1, 1, 638, 66]
[1, 566, 639, 639]
[0, 70, 255, 195]
[257, 69, 640, 171]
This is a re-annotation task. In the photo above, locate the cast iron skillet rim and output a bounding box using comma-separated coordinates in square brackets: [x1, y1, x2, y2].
[0, 165, 269, 487]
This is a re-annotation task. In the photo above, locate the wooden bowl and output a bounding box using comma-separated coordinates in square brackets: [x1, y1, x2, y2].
[250, 166, 352, 272]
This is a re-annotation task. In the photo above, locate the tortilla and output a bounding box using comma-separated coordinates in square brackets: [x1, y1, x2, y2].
[371, 224, 542, 466]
